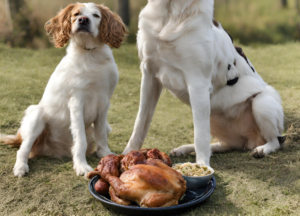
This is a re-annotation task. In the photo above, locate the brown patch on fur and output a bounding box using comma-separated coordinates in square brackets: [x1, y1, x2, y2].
[235, 46, 249, 64]
[28, 126, 95, 159]
[98, 5, 128, 48]
[44, 4, 81, 48]
[29, 128, 50, 158]
[1, 126, 95, 159]
[210, 98, 266, 152]
[0, 131, 23, 148]
[213, 19, 219, 28]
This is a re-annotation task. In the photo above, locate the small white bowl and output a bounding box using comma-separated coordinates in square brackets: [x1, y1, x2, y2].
[174, 163, 214, 189]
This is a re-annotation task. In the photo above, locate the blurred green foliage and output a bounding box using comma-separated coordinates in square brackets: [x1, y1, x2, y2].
[1, 0, 299, 48]
[214, 0, 300, 45]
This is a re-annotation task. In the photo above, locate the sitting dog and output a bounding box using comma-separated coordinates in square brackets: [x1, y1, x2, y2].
[122, 0, 216, 166]
[122, 0, 284, 162]
[0, 3, 127, 177]
[170, 20, 285, 158]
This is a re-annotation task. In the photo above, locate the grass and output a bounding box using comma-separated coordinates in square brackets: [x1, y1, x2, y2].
[0, 42, 300, 215]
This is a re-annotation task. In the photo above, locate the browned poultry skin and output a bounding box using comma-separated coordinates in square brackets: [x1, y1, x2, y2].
[106, 159, 186, 208]
[109, 187, 131, 206]
[120, 151, 146, 172]
[146, 149, 173, 167]
[94, 178, 110, 195]
[97, 154, 121, 181]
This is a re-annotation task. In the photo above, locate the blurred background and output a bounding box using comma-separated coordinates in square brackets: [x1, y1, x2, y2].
[1, 0, 300, 49]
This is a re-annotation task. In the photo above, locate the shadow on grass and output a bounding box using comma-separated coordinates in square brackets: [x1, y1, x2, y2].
[24, 153, 102, 178]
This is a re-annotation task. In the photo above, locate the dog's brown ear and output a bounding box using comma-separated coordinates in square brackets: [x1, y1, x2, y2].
[45, 4, 75, 48]
[98, 5, 128, 48]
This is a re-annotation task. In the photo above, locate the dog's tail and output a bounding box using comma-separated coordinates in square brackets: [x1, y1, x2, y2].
[0, 132, 22, 148]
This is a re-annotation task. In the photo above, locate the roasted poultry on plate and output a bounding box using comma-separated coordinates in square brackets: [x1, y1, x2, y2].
[87, 149, 187, 208]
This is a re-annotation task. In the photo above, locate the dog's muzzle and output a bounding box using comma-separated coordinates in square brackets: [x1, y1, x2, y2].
[77, 16, 91, 33]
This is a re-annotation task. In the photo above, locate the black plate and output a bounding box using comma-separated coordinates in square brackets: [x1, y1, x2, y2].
[88, 176, 216, 216]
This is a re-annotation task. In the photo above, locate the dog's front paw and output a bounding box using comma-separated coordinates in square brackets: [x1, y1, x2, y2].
[13, 162, 29, 177]
[196, 159, 209, 166]
[170, 147, 188, 157]
[251, 146, 265, 158]
[73, 163, 93, 177]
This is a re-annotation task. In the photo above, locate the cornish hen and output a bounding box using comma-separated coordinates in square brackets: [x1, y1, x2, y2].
[87, 154, 123, 195]
[100, 150, 186, 208]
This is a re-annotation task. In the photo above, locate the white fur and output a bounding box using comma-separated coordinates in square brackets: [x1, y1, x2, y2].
[11, 3, 118, 177]
[123, 0, 215, 166]
[170, 22, 284, 157]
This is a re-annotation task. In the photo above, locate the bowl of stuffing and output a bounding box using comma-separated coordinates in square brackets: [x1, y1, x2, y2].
[173, 162, 214, 189]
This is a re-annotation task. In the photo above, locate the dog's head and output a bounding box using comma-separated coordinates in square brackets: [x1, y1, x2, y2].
[45, 3, 127, 48]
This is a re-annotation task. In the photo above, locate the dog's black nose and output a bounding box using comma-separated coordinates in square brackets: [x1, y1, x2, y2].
[78, 17, 89, 25]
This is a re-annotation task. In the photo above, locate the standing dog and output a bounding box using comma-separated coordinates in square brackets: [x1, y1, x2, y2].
[170, 21, 285, 157]
[122, 0, 215, 166]
[0, 3, 127, 177]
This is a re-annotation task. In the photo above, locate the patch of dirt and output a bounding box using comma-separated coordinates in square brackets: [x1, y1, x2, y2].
[286, 121, 300, 143]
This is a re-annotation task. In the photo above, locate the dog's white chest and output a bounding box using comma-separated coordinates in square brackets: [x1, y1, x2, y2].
[156, 64, 188, 98]
[145, 42, 190, 104]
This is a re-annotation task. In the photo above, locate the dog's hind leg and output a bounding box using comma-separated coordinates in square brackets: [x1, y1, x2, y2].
[14, 105, 45, 177]
[210, 142, 235, 153]
[123, 63, 163, 155]
[170, 142, 234, 157]
[170, 144, 195, 157]
[251, 89, 284, 157]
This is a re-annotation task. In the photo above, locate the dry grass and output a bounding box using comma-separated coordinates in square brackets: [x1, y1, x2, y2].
[0, 42, 300, 215]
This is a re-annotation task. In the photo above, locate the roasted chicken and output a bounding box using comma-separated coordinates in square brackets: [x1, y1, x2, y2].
[93, 150, 186, 208]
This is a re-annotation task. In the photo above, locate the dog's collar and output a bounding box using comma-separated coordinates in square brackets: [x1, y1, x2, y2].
[84, 47, 97, 51]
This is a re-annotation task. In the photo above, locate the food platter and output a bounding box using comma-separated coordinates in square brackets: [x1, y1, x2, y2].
[88, 175, 216, 216]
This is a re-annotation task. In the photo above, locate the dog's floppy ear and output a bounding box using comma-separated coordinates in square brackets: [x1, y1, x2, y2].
[45, 4, 75, 48]
[98, 5, 128, 48]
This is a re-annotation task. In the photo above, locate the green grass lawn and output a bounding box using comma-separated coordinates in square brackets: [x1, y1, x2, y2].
[0, 43, 300, 215]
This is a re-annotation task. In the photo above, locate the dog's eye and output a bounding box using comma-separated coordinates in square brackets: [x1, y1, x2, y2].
[233, 59, 236, 66]
[74, 13, 80, 16]
[93, 14, 100, 18]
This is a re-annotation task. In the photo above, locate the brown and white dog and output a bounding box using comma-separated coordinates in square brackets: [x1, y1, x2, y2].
[170, 21, 286, 158]
[0, 3, 127, 177]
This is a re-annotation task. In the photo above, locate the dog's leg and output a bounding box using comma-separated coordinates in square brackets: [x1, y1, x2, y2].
[251, 91, 284, 157]
[122, 63, 163, 155]
[94, 102, 114, 158]
[69, 95, 93, 176]
[14, 106, 45, 177]
[184, 59, 213, 166]
[170, 142, 234, 157]
[170, 144, 195, 157]
[187, 81, 212, 165]
[210, 142, 234, 153]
